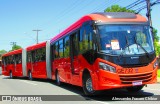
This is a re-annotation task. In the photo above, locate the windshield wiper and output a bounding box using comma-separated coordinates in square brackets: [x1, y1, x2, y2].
[125, 35, 130, 53]
[134, 37, 150, 58]
[118, 36, 150, 61]
[118, 36, 131, 61]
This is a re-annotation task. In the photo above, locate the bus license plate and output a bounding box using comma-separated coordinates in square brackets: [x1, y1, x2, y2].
[132, 81, 142, 86]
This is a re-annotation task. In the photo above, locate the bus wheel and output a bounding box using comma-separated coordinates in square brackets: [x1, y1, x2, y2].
[83, 74, 96, 95]
[56, 71, 61, 85]
[126, 85, 144, 92]
[28, 71, 33, 80]
[9, 71, 13, 79]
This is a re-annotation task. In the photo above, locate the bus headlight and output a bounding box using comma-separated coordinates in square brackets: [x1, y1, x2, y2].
[153, 60, 158, 69]
[99, 62, 116, 73]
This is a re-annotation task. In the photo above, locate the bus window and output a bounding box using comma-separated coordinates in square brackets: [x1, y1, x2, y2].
[41, 47, 46, 61]
[36, 47, 46, 61]
[54, 42, 59, 59]
[10, 55, 14, 64]
[64, 36, 70, 57]
[31, 51, 36, 63]
[36, 49, 41, 62]
[15, 54, 22, 64]
[27, 51, 32, 62]
[59, 39, 64, 58]
[79, 24, 94, 54]
[72, 32, 79, 56]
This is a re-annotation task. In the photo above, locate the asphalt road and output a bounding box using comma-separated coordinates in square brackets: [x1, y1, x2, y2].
[0, 75, 160, 104]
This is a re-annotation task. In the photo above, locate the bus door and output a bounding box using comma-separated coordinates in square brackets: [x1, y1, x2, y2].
[31, 50, 38, 77]
[15, 54, 22, 76]
[70, 32, 81, 84]
[36, 48, 46, 78]
[2, 57, 5, 71]
[63, 36, 71, 83]
[2, 57, 6, 74]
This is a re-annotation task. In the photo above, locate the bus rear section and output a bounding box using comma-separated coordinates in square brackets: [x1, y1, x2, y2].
[26, 41, 51, 80]
[50, 12, 158, 95]
[1, 49, 25, 78]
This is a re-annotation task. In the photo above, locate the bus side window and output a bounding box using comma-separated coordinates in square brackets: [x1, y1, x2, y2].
[36, 49, 41, 62]
[54, 42, 59, 59]
[31, 51, 36, 63]
[19, 54, 22, 64]
[15, 54, 22, 64]
[79, 24, 94, 53]
[27, 51, 32, 62]
[41, 47, 46, 61]
[11, 55, 14, 64]
[15, 54, 18, 64]
[64, 36, 70, 57]
[35, 49, 40, 62]
[59, 39, 64, 58]
[5, 57, 8, 65]
[72, 32, 79, 56]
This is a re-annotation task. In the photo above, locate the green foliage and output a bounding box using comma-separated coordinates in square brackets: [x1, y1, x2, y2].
[158, 70, 160, 78]
[104, 5, 135, 13]
[152, 28, 160, 56]
[154, 42, 160, 56]
[153, 28, 159, 42]
[0, 50, 7, 55]
[10, 44, 22, 51]
[0, 50, 7, 60]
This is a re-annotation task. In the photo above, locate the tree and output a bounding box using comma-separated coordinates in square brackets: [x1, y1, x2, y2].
[105, 5, 160, 56]
[104, 5, 135, 13]
[0, 50, 7, 60]
[10, 44, 22, 51]
[153, 28, 160, 56]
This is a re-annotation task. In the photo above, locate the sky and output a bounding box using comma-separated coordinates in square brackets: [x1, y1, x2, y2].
[0, 0, 160, 51]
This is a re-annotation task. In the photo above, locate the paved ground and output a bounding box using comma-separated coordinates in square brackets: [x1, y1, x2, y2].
[0, 75, 160, 104]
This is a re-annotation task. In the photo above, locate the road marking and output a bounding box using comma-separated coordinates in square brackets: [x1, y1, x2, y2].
[144, 88, 160, 92]
[95, 101, 110, 104]
[19, 80, 37, 86]
[85, 97, 110, 104]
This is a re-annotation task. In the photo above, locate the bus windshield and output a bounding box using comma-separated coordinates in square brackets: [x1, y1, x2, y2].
[98, 24, 154, 55]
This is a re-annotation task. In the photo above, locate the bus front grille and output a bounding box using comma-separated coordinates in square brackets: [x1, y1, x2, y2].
[119, 72, 152, 84]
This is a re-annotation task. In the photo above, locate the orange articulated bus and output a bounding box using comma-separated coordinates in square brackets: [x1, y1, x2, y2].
[50, 12, 158, 95]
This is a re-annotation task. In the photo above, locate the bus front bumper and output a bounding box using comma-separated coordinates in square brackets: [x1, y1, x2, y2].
[92, 68, 157, 91]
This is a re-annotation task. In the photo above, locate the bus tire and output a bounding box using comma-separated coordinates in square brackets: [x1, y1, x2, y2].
[126, 85, 144, 92]
[83, 74, 96, 95]
[55, 71, 61, 85]
[28, 71, 33, 80]
[9, 71, 13, 79]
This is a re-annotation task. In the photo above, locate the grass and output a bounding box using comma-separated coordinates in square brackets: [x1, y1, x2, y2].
[158, 69, 160, 78]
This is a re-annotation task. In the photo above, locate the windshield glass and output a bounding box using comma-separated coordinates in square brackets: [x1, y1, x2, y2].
[98, 24, 154, 55]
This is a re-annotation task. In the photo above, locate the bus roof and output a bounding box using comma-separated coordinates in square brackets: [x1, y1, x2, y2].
[50, 12, 147, 43]
[26, 41, 46, 51]
[2, 49, 22, 57]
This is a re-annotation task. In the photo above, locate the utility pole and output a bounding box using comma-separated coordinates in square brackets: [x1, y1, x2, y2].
[10, 42, 16, 46]
[146, 0, 152, 27]
[10, 42, 16, 50]
[32, 29, 42, 44]
[146, 0, 154, 41]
